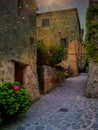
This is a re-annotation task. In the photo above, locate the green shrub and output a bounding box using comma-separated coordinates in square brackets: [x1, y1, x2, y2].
[64, 72, 71, 78]
[37, 41, 66, 66]
[37, 40, 45, 54]
[37, 41, 48, 65]
[85, 6, 98, 63]
[48, 42, 66, 64]
[0, 82, 31, 124]
[0, 118, 2, 125]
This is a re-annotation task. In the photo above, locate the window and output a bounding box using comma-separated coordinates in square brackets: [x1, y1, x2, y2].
[42, 19, 49, 27]
[61, 38, 68, 47]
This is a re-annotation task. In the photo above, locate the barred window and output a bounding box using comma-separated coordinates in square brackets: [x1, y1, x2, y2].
[42, 19, 49, 27]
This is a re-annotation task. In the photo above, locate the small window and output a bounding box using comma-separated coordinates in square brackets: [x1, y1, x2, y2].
[61, 38, 66, 44]
[42, 19, 49, 27]
[61, 38, 68, 47]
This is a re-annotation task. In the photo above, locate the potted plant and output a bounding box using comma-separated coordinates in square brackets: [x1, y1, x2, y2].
[0, 82, 31, 124]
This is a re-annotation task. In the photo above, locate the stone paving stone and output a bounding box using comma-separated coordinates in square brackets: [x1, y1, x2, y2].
[91, 123, 98, 129]
[17, 126, 26, 130]
[35, 126, 45, 130]
[44, 127, 55, 130]
[1, 73, 98, 130]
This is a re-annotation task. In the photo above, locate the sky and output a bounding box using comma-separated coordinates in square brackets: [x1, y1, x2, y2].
[36, 0, 89, 40]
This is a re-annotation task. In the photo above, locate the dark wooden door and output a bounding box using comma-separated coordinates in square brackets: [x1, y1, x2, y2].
[15, 63, 24, 85]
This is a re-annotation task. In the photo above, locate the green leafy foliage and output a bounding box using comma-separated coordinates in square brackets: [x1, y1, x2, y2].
[48, 43, 66, 64]
[0, 82, 31, 124]
[64, 72, 71, 78]
[37, 41, 66, 67]
[86, 6, 98, 23]
[0, 116, 2, 125]
[85, 6, 98, 63]
[36, 40, 45, 54]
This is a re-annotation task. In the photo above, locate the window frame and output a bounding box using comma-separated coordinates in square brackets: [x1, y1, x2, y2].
[42, 18, 50, 27]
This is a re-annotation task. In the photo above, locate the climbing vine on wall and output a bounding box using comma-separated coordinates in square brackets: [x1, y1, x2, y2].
[85, 6, 98, 63]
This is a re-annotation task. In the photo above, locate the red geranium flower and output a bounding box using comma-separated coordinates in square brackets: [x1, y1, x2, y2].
[13, 86, 20, 91]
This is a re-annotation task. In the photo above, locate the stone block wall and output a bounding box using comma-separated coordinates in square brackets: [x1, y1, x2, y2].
[68, 40, 85, 75]
[36, 8, 81, 45]
[0, 0, 40, 103]
[41, 66, 64, 93]
[0, 60, 14, 84]
[85, 61, 98, 98]
[58, 40, 85, 76]
[85, 1, 98, 98]
[67, 40, 78, 76]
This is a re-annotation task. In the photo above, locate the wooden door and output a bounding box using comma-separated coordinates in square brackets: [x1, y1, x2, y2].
[15, 63, 24, 85]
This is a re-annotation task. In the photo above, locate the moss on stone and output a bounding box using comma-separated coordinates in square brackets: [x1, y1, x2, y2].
[85, 6, 98, 63]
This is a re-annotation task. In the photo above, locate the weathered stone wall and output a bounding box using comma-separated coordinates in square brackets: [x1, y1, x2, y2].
[0, 60, 14, 84]
[57, 40, 85, 76]
[36, 9, 84, 78]
[68, 40, 85, 75]
[79, 42, 86, 70]
[0, 0, 40, 102]
[36, 8, 81, 45]
[85, 1, 98, 98]
[86, 61, 98, 98]
[42, 66, 64, 93]
[67, 41, 79, 76]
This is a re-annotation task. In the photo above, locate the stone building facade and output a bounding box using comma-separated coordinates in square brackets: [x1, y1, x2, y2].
[56, 40, 85, 76]
[85, 0, 98, 98]
[0, 0, 40, 102]
[36, 8, 85, 76]
[67, 40, 85, 76]
[36, 8, 82, 45]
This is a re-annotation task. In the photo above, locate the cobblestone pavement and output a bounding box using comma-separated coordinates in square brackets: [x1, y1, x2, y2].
[1, 73, 98, 130]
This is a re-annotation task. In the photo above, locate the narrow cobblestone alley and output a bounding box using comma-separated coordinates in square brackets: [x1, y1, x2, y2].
[1, 73, 98, 130]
